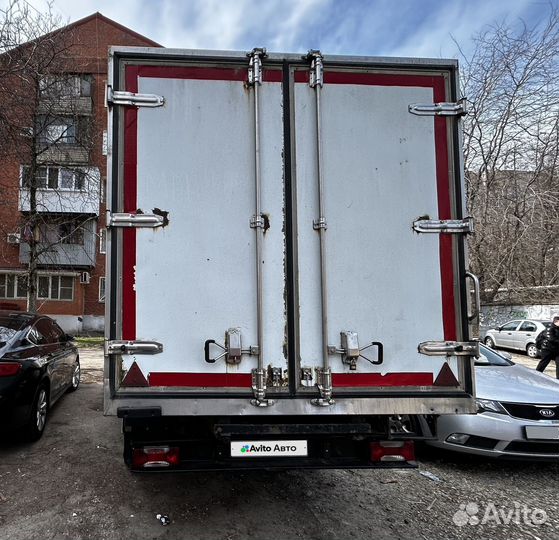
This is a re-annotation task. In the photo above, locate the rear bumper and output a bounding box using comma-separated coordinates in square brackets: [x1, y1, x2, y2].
[106, 394, 476, 416]
[122, 415, 430, 471]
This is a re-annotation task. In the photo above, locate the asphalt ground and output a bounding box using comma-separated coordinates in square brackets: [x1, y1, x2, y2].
[0, 346, 558, 540]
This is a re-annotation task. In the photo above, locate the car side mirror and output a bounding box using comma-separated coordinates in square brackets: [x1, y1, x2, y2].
[64, 334, 75, 342]
[497, 326, 502, 332]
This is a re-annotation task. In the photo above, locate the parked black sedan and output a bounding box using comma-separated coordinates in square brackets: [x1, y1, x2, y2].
[0, 311, 79, 441]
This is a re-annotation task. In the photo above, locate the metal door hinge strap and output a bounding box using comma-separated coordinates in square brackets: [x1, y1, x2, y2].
[409, 99, 467, 117]
[418, 341, 479, 357]
[106, 87, 165, 108]
[107, 212, 164, 228]
[247, 47, 267, 85]
[305, 50, 324, 88]
[413, 217, 474, 234]
[107, 340, 163, 355]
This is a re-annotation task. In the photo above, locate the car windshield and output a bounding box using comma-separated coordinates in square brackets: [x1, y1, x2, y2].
[476, 345, 514, 367]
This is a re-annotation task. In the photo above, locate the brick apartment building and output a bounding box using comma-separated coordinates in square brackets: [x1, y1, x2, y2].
[0, 13, 159, 333]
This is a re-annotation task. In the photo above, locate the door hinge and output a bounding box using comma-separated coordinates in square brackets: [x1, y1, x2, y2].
[413, 217, 474, 234]
[418, 341, 479, 357]
[247, 47, 266, 86]
[107, 212, 165, 229]
[106, 340, 163, 355]
[305, 50, 324, 88]
[409, 98, 467, 117]
[106, 86, 165, 108]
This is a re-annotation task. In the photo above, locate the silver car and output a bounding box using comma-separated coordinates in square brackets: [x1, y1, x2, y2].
[483, 319, 550, 358]
[427, 344, 559, 460]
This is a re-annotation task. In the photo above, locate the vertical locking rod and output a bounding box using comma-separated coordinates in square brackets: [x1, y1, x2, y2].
[307, 50, 334, 406]
[248, 48, 273, 407]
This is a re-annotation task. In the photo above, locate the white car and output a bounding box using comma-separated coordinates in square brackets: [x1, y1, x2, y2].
[483, 319, 550, 358]
[427, 344, 559, 460]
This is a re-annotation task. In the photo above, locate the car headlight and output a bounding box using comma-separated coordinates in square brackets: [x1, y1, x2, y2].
[476, 399, 508, 414]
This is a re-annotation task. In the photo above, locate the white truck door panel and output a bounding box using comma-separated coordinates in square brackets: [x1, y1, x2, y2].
[294, 70, 459, 389]
[119, 66, 286, 388]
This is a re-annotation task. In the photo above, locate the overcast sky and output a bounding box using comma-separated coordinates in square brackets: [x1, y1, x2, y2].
[7, 0, 559, 58]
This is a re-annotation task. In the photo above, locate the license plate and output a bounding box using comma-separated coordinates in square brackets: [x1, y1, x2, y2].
[231, 440, 308, 458]
[525, 426, 559, 440]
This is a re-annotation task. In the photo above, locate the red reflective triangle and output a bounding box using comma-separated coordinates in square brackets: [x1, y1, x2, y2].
[121, 361, 148, 387]
[433, 362, 459, 386]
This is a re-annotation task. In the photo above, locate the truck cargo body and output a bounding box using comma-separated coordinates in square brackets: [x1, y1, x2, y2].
[104, 47, 477, 470]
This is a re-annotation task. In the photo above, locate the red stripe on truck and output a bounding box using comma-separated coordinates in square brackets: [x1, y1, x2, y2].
[146, 372, 434, 388]
[332, 373, 434, 387]
[136, 65, 283, 83]
[122, 65, 139, 341]
[148, 372, 253, 387]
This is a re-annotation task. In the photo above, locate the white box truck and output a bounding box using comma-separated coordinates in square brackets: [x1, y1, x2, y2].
[104, 47, 479, 470]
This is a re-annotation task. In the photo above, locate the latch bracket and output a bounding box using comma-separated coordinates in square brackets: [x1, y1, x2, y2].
[409, 98, 467, 117]
[413, 217, 474, 234]
[329, 331, 384, 370]
[107, 212, 165, 229]
[106, 340, 163, 355]
[106, 86, 165, 108]
[204, 329, 258, 365]
[418, 341, 480, 357]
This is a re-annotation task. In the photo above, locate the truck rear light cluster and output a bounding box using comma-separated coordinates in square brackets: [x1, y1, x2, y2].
[132, 446, 180, 469]
[370, 441, 415, 462]
[0, 362, 21, 377]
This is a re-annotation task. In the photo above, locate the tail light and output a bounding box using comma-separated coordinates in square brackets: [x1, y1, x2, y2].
[132, 446, 180, 469]
[370, 441, 415, 462]
[0, 362, 21, 377]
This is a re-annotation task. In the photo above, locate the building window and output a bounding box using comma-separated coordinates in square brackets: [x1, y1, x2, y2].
[99, 229, 106, 254]
[39, 117, 77, 145]
[37, 275, 74, 301]
[21, 166, 86, 191]
[39, 74, 92, 98]
[0, 274, 28, 299]
[99, 277, 106, 303]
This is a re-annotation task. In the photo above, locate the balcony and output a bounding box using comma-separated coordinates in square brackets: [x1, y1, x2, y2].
[19, 167, 100, 215]
[19, 219, 97, 268]
[37, 145, 89, 164]
[37, 96, 93, 116]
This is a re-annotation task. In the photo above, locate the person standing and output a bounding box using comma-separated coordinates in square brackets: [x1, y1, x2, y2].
[536, 316, 559, 377]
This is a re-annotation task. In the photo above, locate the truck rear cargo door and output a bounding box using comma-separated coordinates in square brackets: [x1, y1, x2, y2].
[292, 66, 469, 397]
[107, 50, 475, 411]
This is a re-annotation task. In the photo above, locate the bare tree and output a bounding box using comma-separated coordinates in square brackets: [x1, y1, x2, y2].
[0, 0, 100, 311]
[457, 7, 559, 304]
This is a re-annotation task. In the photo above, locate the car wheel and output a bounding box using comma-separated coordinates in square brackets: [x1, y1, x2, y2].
[484, 337, 495, 348]
[23, 384, 48, 442]
[67, 359, 80, 393]
[526, 343, 538, 358]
